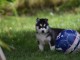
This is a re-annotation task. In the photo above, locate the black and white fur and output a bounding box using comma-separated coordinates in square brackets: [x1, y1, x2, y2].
[36, 18, 64, 51]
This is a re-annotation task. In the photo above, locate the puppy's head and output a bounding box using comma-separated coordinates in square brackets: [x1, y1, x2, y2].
[36, 18, 49, 34]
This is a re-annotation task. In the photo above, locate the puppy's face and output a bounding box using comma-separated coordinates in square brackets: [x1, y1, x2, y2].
[36, 18, 49, 34]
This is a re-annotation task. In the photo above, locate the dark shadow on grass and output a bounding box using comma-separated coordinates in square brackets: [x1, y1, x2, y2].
[0, 31, 39, 57]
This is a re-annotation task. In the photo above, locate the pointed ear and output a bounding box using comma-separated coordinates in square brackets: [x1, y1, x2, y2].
[36, 18, 39, 22]
[45, 19, 48, 22]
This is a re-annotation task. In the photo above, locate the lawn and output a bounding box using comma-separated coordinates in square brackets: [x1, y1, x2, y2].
[0, 12, 80, 60]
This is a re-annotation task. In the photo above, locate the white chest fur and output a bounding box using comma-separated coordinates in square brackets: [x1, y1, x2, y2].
[36, 33, 51, 44]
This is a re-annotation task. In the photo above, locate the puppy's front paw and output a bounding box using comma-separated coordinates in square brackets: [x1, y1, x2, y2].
[39, 44, 44, 51]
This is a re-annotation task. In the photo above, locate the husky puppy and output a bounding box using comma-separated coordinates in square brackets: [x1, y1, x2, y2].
[36, 18, 64, 51]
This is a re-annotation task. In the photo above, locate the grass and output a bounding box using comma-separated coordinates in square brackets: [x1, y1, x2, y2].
[0, 12, 80, 60]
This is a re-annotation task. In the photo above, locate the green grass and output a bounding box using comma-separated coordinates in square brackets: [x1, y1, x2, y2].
[0, 12, 80, 60]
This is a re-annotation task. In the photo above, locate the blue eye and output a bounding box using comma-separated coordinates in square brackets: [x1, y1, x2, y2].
[40, 24, 42, 26]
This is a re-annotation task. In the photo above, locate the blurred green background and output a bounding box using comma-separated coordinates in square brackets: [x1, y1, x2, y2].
[0, 0, 80, 16]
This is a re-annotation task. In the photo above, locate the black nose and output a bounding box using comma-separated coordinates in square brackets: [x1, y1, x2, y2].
[42, 30, 44, 33]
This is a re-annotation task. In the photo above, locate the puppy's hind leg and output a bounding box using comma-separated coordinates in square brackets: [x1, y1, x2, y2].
[49, 40, 55, 51]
